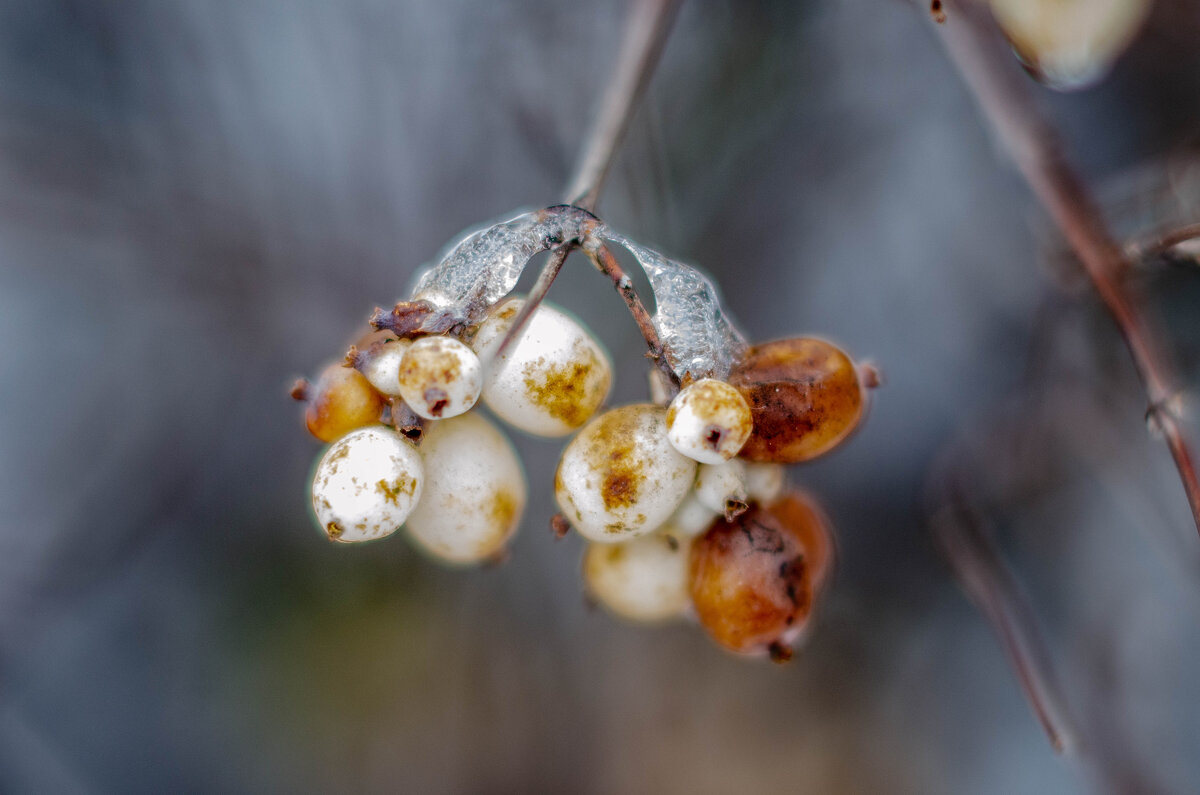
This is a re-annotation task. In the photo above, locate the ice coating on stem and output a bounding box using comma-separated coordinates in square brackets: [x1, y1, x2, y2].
[603, 231, 746, 381]
[411, 205, 597, 325]
[407, 204, 745, 382]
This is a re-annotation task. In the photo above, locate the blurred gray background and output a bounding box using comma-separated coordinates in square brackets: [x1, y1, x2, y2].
[3, 0, 1200, 792]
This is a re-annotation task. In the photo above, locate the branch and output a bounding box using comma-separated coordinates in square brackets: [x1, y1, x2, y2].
[1125, 221, 1200, 265]
[936, 0, 1200, 539]
[928, 464, 1078, 754]
[494, 0, 684, 386]
[565, 0, 684, 212]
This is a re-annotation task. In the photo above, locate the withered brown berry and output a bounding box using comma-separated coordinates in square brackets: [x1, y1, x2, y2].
[688, 491, 833, 657]
[730, 337, 865, 463]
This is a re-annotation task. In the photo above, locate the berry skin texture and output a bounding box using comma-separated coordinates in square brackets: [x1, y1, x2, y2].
[744, 462, 785, 503]
[305, 363, 387, 443]
[359, 332, 411, 397]
[397, 335, 482, 420]
[555, 404, 696, 543]
[730, 337, 865, 464]
[665, 492, 720, 538]
[688, 492, 833, 656]
[583, 531, 692, 622]
[472, 298, 613, 437]
[694, 459, 748, 518]
[310, 426, 424, 543]
[665, 378, 753, 464]
[404, 412, 527, 565]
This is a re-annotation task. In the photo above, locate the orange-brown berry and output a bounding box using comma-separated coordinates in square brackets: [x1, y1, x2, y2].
[304, 363, 386, 442]
[688, 492, 833, 656]
[730, 337, 865, 464]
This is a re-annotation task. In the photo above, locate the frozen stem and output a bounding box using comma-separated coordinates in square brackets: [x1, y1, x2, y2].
[936, 0, 1200, 539]
[590, 241, 681, 390]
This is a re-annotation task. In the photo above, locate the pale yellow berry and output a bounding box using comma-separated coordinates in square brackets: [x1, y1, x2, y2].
[583, 532, 691, 622]
[989, 0, 1151, 89]
[404, 412, 526, 564]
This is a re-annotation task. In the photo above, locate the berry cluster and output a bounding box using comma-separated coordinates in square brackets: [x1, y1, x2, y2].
[294, 205, 873, 660]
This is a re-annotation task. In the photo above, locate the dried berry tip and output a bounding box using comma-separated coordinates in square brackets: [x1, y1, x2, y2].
[550, 513, 571, 539]
[290, 378, 310, 402]
[768, 642, 793, 663]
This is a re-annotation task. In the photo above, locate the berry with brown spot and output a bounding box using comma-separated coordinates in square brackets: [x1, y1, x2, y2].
[310, 425, 424, 543]
[471, 297, 612, 437]
[688, 491, 834, 657]
[397, 335, 482, 420]
[665, 378, 753, 464]
[730, 337, 866, 464]
[554, 404, 695, 542]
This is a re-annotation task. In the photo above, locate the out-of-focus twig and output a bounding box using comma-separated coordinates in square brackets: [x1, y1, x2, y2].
[928, 461, 1078, 754]
[936, 0, 1200, 539]
[565, 0, 684, 212]
[1125, 221, 1200, 264]
[495, 0, 683, 385]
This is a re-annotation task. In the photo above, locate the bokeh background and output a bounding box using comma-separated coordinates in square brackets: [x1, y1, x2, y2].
[4, 0, 1200, 792]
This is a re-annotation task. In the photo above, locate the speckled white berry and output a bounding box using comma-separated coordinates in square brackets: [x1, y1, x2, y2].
[583, 532, 691, 622]
[555, 404, 695, 542]
[310, 426, 424, 543]
[665, 378, 753, 464]
[744, 462, 785, 503]
[404, 412, 527, 565]
[694, 458, 748, 517]
[397, 335, 482, 420]
[472, 298, 612, 437]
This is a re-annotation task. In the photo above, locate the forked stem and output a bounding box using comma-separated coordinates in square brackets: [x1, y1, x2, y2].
[936, 0, 1200, 539]
[492, 0, 684, 386]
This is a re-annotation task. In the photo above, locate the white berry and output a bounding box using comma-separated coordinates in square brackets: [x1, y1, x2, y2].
[310, 426, 424, 543]
[404, 412, 527, 564]
[665, 492, 720, 538]
[744, 461, 785, 503]
[694, 458, 748, 517]
[583, 532, 691, 622]
[361, 337, 411, 397]
[989, 0, 1151, 89]
[555, 404, 695, 542]
[665, 378, 753, 464]
[472, 298, 612, 437]
[397, 335, 482, 420]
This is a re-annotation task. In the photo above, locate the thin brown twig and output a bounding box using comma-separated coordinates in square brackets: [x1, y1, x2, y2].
[928, 469, 1078, 754]
[590, 241, 679, 388]
[936, 0, 1200, 539]
[565, 0, 684, 212]
[494, 0, 683, 383]
[1125, 221, 1200, 264]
